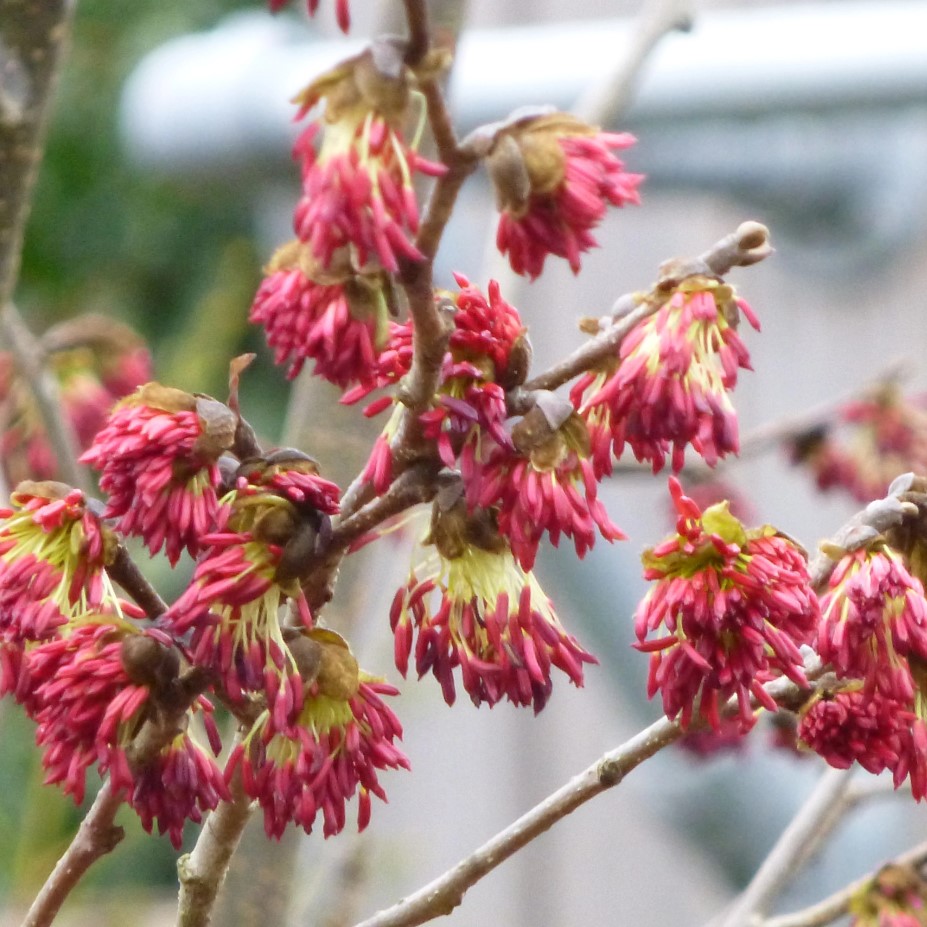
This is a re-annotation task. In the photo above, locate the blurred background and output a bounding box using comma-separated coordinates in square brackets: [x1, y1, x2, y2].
[5, 0, 927, 924]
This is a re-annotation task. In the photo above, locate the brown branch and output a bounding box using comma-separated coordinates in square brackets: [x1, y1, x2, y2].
[21, 781, 126, 927]
[0, 0, 74, 310]
[108, 542, 168, 618]
[761, 839, 927, 927]
[331, 462, 439, 548]
[176, 763, 255, 927]
[401, 0, 430, 69]
[516, 221, 772, 400]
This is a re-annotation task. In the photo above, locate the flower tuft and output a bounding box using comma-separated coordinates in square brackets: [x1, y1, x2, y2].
[573, 276, 758, 475]
[635, 478, 818, 731]
[490, 113, 642, 279]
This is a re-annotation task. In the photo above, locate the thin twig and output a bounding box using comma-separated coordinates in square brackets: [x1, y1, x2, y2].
[176, 765, 255, 927]
[0, 0, 75, 312]
[108, 543, 168, 618]
[762, 838, 927, 927]
[717, 767, 855, 927]
[574, 0, 695, 126]
[0, 303, 90, 492]
[21, 781, 125, 927]
[351, 670, 813, 927]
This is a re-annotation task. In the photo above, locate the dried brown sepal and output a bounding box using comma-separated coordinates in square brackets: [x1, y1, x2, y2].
[283, 628, 324, 686]
[120, 634, 180, 692]
[499, 332, 533, 391]
[307, 627, 360, 700]
[193, 397, 237, 460]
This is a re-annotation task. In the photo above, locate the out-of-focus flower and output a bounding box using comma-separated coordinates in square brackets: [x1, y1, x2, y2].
[228, 630, 408, 839]
[390, 497, 595, 712]
[572, 276, 759, 475]
[635, 478, 818, 731]
[0, 315, 151, 485]
[81, 383, 236, 565]
[488, 112, 642, 279]
[790, 386, 927, 504]
[848, 864, 927, 927]
[290, 47, 445, 277]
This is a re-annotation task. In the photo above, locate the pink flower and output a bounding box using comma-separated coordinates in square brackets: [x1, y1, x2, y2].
[391, 501, 595, 711]
[229, 638, 407, 839]
[290, 49, 445, 276]
[818, 545, 927, 700]
[250, 240, 395, 389]
[131, 733, 229, 849]
[29, 621, 151, 804]
[352, 277, 526, 493]
[81, 383, 236, 565]
[573, 276, 759, 474]
[489, 113, 642, 279]
[472, 407, 624, 571]
[0, 483, 112, 646]
[163, 458, 339, 708]
[635, 478, 818, 731]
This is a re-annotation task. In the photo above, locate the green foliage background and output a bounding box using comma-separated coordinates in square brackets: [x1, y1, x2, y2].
[5, 0, 291, 910]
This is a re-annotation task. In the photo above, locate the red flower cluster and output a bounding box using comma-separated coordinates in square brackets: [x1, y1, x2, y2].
[635, 478, 818, 731]
[230, 660, 408, 839]
[163, 457, 340, 706]
[472, 408, 624, 571]
[352, 277, 525, 493]
[818, 546, 927, 700]
[488, 112, 642, 279]
[81, 383, 236, 565]
[250, 254, 393, 388]
[573, 276, 759, 475]
[391, 501, 595, 712]
[799, 543, 927, 799]
[251, 47, 444, 391]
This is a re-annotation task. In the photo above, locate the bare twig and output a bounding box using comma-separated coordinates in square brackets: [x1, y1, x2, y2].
[574, 0, 695, 126]
[717, 767, 855, 927]
[351, 670, 813, 927]
[108, 542, 168, 618]
[0, 0, 75, 311]
[22, 781, 125, 927]
[762, 838, 927, 927]
[176, 766, 255, 927]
